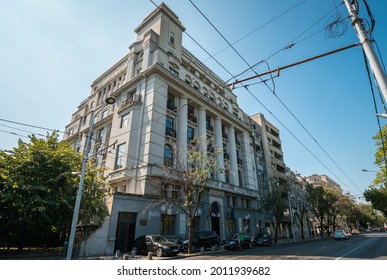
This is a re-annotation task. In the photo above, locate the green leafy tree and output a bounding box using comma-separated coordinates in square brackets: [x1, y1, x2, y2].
[0, 133, 110, 251]
[148, 137, 222, 254]
[364, 125, 387, 216]
[305, 184, 330, 236]
[261, 183, 288, 244]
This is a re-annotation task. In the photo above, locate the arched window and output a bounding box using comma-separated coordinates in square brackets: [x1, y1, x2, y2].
[202, 87, 208, 97]
[185, 75, 192, 86]
[193, 81, 200, 91]
[164, 144, 173, 167]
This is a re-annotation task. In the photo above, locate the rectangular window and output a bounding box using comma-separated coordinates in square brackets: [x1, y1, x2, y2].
[120, 113, 130, 128]
[166, 116, 174, 129]
[161, 214, 175, 235]
[169, 32, 175, 45]
[206, 116, 211, 130]
[97, 128, 104, 140]
[115, 143, 126, 169]
[187, 126, 194, 142]
[169, 67, 179, 76]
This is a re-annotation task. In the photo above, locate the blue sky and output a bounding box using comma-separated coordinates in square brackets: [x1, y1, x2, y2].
[1, 0, 386, 199]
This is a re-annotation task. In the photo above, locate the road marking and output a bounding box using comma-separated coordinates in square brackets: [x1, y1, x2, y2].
[336, 238, 376, 260]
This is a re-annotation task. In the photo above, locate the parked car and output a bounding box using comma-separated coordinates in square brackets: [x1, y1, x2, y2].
[222, 233, 253, 250]
[351, 229, 360, 235]
[130, 234, 179, 257]
[253, 233, 272, 246]
[180, 231, 220, 252]
[334, 229, 349, 240]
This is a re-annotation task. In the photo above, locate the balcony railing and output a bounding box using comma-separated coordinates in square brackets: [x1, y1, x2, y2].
[165, 127, 176, 138]
[167, 102, 177, 111]
[224, 153, 230, 160]
[188, 115, 197, 123]
[237, 158, 243, 165]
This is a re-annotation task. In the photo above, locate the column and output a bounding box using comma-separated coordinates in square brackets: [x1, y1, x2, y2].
[126, 52, 136, 80]
[228, 126, 239, 186]
[178, 96, 188, 167]
[197, 107, 207, 156]
[142, 39, 152, 70]
[214, 117, 225, 182]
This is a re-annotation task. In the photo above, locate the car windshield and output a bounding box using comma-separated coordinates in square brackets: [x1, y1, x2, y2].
[153, 235, 167, 242]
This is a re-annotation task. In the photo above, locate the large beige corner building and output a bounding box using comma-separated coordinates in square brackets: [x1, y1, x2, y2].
[64, 3, 284, 256]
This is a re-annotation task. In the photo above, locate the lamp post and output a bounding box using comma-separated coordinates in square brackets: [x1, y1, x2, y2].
[66, 97, 115, 260]
[288, 189, 296, 242]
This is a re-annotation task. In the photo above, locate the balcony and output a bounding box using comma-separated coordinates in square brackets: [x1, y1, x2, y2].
[237, 158, 243, 165]
[222, 133, 228, 140]
[167, 102, 177, 111]
[206, 126, 214, 132]
[165, 127, 176, 138]
[118, 94, 142, 113]
[207, 146, 215, 153]
[188, 115, 197, 123]
[224, 153, 230, 160]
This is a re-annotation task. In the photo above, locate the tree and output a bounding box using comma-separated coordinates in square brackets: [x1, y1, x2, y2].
[261, 183, 288, 244]
[0, 133, 110, 251]
[305, 184, 330, 236]
[148, 137, 222, 254]
[364, 125, 387, 216]
[364, 187, 387, 217]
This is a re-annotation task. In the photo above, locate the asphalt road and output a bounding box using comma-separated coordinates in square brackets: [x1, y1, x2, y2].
[181, 232, 387, 260]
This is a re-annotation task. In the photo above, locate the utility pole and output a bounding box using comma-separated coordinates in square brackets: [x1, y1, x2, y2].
[344, 0, 387, 105]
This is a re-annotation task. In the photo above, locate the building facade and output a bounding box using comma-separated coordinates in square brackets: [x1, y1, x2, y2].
[305, 174, 342, 192]
[63, 3, 290, 256]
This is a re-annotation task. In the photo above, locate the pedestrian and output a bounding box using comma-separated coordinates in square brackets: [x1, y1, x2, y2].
[232, 233, 242, 251]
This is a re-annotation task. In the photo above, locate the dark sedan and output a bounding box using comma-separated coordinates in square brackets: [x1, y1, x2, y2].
[130, 234, 179, 257]
[222, 233, 253, 250]
[253, 233, 272, 246]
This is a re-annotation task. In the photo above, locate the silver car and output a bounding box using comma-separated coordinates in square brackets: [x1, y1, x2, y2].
[334, 229, 349, 240]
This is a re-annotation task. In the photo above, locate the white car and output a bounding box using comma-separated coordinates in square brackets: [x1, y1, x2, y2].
[334, 230, 349, 240]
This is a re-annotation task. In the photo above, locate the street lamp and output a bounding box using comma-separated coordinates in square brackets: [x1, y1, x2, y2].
[287, 190, 296, 242]
[66, 97, 115, 260]
[362, 169, 378, 172]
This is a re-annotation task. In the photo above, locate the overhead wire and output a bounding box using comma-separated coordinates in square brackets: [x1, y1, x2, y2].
[232, 2, 346, 83]
[188, 0, 362, 194]
[201, 0, 308, 64]
[362, 48, 387, 176]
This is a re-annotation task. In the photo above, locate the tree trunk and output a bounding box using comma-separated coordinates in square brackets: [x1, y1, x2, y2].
[187, 217, 194, 254]
[274, 221, 279, 244]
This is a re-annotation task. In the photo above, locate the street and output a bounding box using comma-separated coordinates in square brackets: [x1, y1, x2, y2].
[179, 232, 387, 260]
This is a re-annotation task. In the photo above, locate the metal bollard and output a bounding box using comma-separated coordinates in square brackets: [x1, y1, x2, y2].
[200, 247, 205, 253]
[130, 250, 136, 259]
[123, 254, 129, 260]
[147, 252, 153, 260]
[115, 250, 120, 258]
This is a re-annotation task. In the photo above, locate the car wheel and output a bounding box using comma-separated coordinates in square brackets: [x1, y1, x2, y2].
[156, 248, 164, 257]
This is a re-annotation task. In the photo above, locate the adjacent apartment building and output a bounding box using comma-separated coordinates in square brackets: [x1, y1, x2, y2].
[64, 3, 287, 256]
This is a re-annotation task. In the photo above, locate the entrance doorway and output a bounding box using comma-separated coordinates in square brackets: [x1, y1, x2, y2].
[210, 202, 221, 237]
[114, 212, 136, 253]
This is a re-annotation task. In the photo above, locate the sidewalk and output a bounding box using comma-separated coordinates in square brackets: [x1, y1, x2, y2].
[0, 236, 327, 260]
